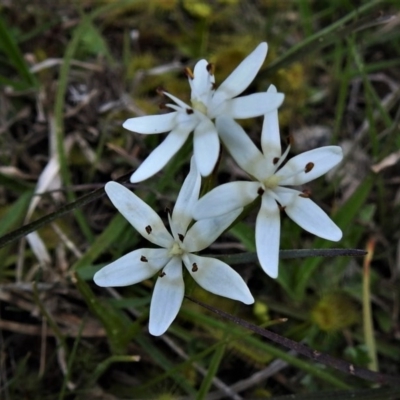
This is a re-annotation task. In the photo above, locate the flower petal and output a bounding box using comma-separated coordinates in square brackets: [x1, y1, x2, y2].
[261, 85, 282, 164]
[274, 187, 342, 241]
[94, 248, 170, 287]
[123, 112, 178, 134]
[193, 116, 220, 177]
[190, 59, 214, 106]
[255, 194, 281, 278]
[130, 119, 196, 183]
[193, 181, 259, 220]
[105, 182, 173, 248]
[211, 91, 284, 120]
[171, 157, 201, 236]
[212, 42, 268, 107]
[216, 116, 267, 180]
[184, 254, 254, 304]
[149, 257, 185, 336]
[184, 208, 243, 252]
[278, 146, 343, 186]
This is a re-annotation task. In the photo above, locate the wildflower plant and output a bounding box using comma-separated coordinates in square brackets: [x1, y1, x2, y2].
[94, 158, 253, 335]
[94, 42, 348, 336]
[3, 4, 400, 397]
[123, 43, 284, 182]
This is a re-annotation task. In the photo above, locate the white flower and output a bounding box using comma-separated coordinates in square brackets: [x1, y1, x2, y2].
[124, 42, 284, 182]
[94, 158, 254, 336]
[193, 88, 343, 279]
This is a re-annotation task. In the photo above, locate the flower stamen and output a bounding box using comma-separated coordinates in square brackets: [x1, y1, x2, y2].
[192, 263, 198, 272]
[206, 63, 214, 75]
[184, 67, 194, 79]
[140, 256, 148, 262]
[145, 225, 152, 234]
[299, 190, 311, 198]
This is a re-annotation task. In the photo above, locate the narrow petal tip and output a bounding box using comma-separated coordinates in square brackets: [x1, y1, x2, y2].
[255, 42, 268, 57]
[93, 270, 108, 287]
[104, 181, 120, 194]
[242, 292, 255, 305]
[329, 225, 343, 242]
[149, 324, 167, 336]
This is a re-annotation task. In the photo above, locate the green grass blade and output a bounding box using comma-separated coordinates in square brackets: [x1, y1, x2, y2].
[53, 18, 94, 242]
[196, 343, 226, 400]
[135, 333, 198, 396]
[261, 0, 384, 76]
[0, 15, 38, 88]
[363, 239, 378, 371]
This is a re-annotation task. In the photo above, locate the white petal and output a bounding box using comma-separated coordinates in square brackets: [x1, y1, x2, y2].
[191, 59, 214, 105]
[105, 182, 173, 248]
[278, 146, 343, 186]
[184, 254, 254, 304]
[211, 92, 284, 120]
[93, 248, 169, 287]
[216, 116, 267, 180]
[184, 208, 243, 252]
[212, 42, 268, 107]
[255, 194, 281, 278]
[171, 157, 201, 236]
[130, 119, 196, 183]
[149, 257, 184, 336]
[193, 181, 259, 220]
[261, 85, 282, 163]
[123, 112, 178, 134]
[193, 116, 220, 177]
[274, 187, 342, 241]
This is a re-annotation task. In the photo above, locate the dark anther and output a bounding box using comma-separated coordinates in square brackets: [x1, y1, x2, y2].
[305, 162, 314, 173]
[159, 271, 166, 277]
[273, 157, 279, 165]
[178, 233, 184, 242]
[212, 82, 217, 90]
[206, 63, 214, 74]
[186, 108, 194, 115]
[159, 103, 167, 110]
[184, 67, 194, 79]
[286, 135, 294, 146]
[140, 256, 148, 262]
[299, 190, 311, 198]
[156, 87, 165, 95]
[165, 206, 171, 214]
[278, 204, 286, 212]
[192, 263, 198, 272]
[257, 187, 265, 196]
[145, 225, 152, 234]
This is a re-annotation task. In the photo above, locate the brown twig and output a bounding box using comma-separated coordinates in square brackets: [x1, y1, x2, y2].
[186, 296, 400, 387]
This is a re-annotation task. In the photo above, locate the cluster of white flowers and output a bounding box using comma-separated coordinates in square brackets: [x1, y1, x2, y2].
[94, 42, 343, 336]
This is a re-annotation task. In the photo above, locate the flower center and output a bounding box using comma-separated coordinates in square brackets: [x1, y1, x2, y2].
[169, 241, 184, 257]
[263, 174, 281, 189]
[191, 99, 208, 115]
